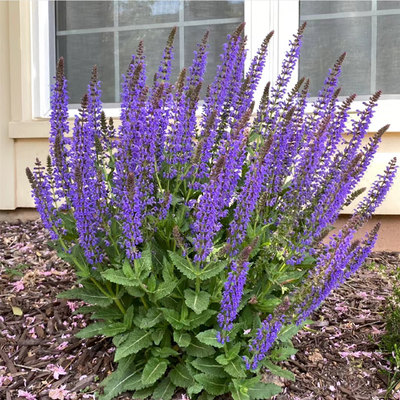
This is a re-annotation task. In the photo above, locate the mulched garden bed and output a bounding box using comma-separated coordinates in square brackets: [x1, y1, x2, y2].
[0, 219, 398, 400]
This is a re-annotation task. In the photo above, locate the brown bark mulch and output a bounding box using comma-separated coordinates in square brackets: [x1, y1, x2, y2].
[0, 220, 398, 400]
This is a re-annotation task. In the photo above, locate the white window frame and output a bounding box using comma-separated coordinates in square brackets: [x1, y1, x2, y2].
[31, 0, 298, 120]
[299, 0, 400, 132]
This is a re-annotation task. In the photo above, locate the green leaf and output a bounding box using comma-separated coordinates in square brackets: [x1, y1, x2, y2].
[278, 324, 301, 342]
[216, 354, 229, 365]
[99, 355, 139, 400]
[152, 329, 165, 346]
[270, 345, 297, 361]
[123, 305, 134, 328]
[101, 269, 140, 286]
[151, 280, 178, 301]
[153, 377, 176, 400]
[122, 258, 135, 279]
[230, 382, 250, 400]
[101, 322, 129, 337]
[76, 322, 107, 339]
[57, 285, 113, 307]
[248, 383, 282, 399]
[142, 358, 168, 386]
[184, 289, 210, 315]
[186, 338, 215, 358]
[186, 310, 217, 329]
[137, 308, 163, 329]
[121, 371, 143, 391]
[262, 360, 295, 381]
[168, 251, 197, 280]
[188, 383, 203, 397]
[151, 347, 179, 358]
[169, 364, 194, 388]
[173, 331, 191, 347]
[126, 286, 146, 297]
[197, 392, 215, 400]
[161, 308, 185, 330]
[134, 386, 155, 399]
[196, 329, 223, 348]
[198, 260, 227, 281]
[224, 358, 247, 378]
[113, 332, 129, 347]
[194, 374, 228, 396]
[114, 329, 153, 362]
[91, 306, 123, 321]
[191, 358, 228, 377]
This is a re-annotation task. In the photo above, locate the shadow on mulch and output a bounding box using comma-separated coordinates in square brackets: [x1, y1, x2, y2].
[0, 220, 397, 400]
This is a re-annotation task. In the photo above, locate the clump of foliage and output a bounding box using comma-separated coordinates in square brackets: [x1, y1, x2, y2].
[380, 267, 400, 398]
[27, 23, 397, 400]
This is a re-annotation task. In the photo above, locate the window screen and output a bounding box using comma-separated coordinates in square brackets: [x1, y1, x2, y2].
[299, 0, 400, 97]
[55, 0, 244, 104]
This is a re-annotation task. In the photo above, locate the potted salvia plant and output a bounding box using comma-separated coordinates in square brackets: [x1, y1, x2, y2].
[27, 23, 397, 400]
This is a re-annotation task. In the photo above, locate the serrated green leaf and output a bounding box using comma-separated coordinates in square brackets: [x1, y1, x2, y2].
[173, 331, 191, 347]
[121, 371, 143, 391]
[153, 377, 176, 400]
[169, 364, 194, 388]
[216, 354, 229, 365]
[99, 355, 138, 400]
[152, 328, 165, 345]
[123, 306, 133, 329]
[184, 289, 210, 315]
[122, 258, 135, 278]
[186, 309, 217, 329]
[137, 308, 163, 329]
[113, 332, 129, 347]
[57, 285, 113, 307]
[186, 338, 215, 357]
[230, 382, 250, 400]
[151, 347, 179, 358]
[196, 329, 223, 348]
[101, 269, 140, 286]
[191, 358, 228, 377]
[168, 251, 197, 280]
[197, 392, 215, 400]
[101, 322, 129, 337]
[134, 385, 155, 399]
[194, 374, 228, 396]
[198, 260, 227, 281]
[248, 382, 282, 399]
[270, 345, 297, 361]
[278, 324, 301, 342]
[141, 358, 168, 386]
[152, 280, 178, 301]
[161, 308, 186, 330]
[91, 306, 123, 321]
[188, 383, 203, 397]
[76, 322, 107, 339]
[114, 329, 153, 361]
[263, 360, 295, 381]
[126, 286, 146, 297]
[224, 358, 247, 378]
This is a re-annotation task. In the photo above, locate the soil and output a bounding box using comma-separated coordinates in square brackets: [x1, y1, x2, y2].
[0, 220, 398, 400]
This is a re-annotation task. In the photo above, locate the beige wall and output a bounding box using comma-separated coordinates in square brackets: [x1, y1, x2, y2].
[1, 2, 400, 222]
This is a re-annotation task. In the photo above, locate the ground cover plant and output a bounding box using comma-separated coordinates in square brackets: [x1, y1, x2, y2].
[26, 23, 397, 400]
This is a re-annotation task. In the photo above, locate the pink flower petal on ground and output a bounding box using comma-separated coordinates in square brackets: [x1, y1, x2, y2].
[49, 385, 70, 400]
[56, 341, 69, 351]
[47, 364, 67, 380]
[17, 390, 37, 400]
[12, 279, 25, 292]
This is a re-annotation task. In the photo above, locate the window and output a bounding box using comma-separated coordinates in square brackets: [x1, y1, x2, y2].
[55, 1, 245, 105]
[30, 0, 297, 118]
[300, 0, 400, 98]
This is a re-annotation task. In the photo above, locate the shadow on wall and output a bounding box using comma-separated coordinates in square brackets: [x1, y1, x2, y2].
[332, 215, 400, 252]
